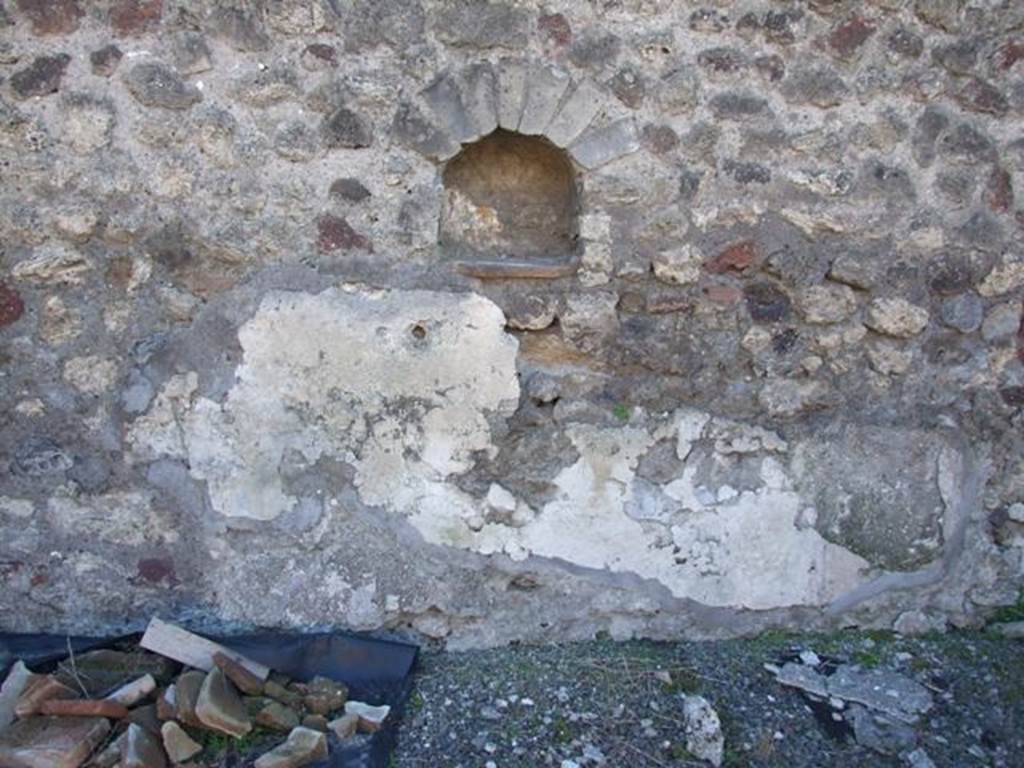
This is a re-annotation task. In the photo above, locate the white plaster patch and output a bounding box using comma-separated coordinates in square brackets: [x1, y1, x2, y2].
[47, 491, 164, 547]
[0, 497, 35, 518]
[137, 286, 868, 612]
[63, 356, 119, 395]
[176, 287, 519, 521]
[406, 418, 869, 610]
[126, 372, 198, 463]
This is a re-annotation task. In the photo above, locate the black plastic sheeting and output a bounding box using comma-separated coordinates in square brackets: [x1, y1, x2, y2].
[0, 629, 419, 768]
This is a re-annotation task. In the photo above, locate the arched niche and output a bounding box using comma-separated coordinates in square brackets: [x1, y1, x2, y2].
[440, 129, 579, 267]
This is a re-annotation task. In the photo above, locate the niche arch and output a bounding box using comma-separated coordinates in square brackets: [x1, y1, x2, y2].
[394, 60, 641, 278]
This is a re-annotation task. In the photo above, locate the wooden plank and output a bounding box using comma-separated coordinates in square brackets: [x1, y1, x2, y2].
[139, 618, 270, 681]
[453, 258, 579, 280]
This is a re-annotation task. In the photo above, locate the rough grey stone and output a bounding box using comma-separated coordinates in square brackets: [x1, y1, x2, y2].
[322, 107, 373, 149]
[14, 438, 72, 477]
[829, 666, 933, 723]
[421, 71, 473, 143]
[391, 102, 458, 160]
[195, 668, 252, 738]
[301, 43, 337, 71]
[518, 64, 571, 136]
[887, 27, 924, 58]
[254, 726, 327, 768]
[569, 31, 622, 72]
[981, 303, 1021, 343]
[458, 62, 499, 143]
[681, 695, 724, 767]
[433, 1, 530, 49]
[274, 120, 320, 162]
[607, 67, 646, 109]
[938, 122, 995, 164]
[345, 0, 424, 51]
[10, 54, 70, 99]
[793, 426, 949, 571]
[912, 106, 949, 168]
[744, 282, 791, 323]
[658, 67, 700, 114]
[781, 65, 849, 107]
[68, 455, 111, 494]
[915, 0, 963, 32]
[329, 178, 371, 203]
[847, 704, 918, 755]
[495, 57, 527, 131]
[124, 62, 202, 110]
[708, 92, 770, 120]
[569, 118, 640, 170]
[940, 294, 983, 333]
[206, 8, 270, 52]
[233, 66, 300, 107]
[123, 723, 166, 768]
[545, 78, 604, 148]
[170, 32, 212, 75]
[931, 38, 979, 75]
[90, 45, 122, 77]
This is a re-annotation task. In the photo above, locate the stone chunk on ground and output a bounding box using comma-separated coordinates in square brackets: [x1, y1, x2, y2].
[122, 722, 167, 768]
[213, 651, 264, 695]
[247, 697, 300, 731]
[344, 700, 390, 733]
[0, 715, 110, 768]
[161, 721, 202, 763]
[0, 661, 33, 730]
[328, 712, 359, 739]
[195, 668, 252, 737]
[773, 661, 933, 723]
[174, 670, 206, 726]
[14, 673, 78, 717]
[300, 675, 348, 715]
[825, 665, 933, 723]
[253, 726, 328, 768]
[681, 695, 724, 767]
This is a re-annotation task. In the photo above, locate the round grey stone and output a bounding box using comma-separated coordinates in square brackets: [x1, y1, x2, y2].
[940, 294, 983, 333]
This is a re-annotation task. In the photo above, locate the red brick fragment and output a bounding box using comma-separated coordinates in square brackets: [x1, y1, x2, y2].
[827, 16, 876, 60]
[994, 39, 1024, 71]
[1017, 302, 1024, 363]
[39, 699, 131, 718]
[137, 557, 176, 585]
[986, 167, 1014, 214]
[212, 652, 264, 696]
[706, 241, 758, 273]
[538, 13, 571, 47]
[110, 0, 162, 36]
[317, 214, 371, 253]
[15, 0, 82, 35]
[0, 281, 24, 327]
[956, 78, 1009, 116]
[703, 284, 743, 305]
[304, 43, 337, 66]
[641, 124, 679, 155]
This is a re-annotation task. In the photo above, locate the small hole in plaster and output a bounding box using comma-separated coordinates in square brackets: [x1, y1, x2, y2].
[411, 323, 427, 340]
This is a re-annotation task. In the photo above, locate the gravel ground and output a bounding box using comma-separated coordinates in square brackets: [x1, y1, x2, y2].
[391, 629, 1023, 768]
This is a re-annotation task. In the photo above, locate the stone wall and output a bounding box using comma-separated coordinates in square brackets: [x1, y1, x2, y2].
[0, 0, 1022, 649]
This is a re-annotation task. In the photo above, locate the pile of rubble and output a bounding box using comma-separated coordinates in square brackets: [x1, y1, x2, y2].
[0, 619, 390, 768]
[766, 649, 937, 767]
